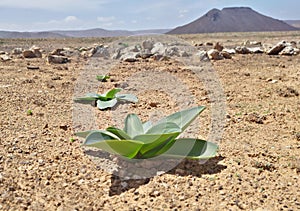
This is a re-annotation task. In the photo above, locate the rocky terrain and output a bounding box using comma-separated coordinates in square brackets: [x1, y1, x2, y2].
[0, 31, 300, 210]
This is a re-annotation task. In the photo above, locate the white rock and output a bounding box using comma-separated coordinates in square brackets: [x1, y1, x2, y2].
[0, 54, 11, 61]
[11, 48, 23, 55]
[142, 40, 154, 50]
[267, 41, 287, 55]
[247, 47, 264, 54]
[196, 50, 209, 61]
[222, 48, 236, 54]
[47, 55, 69, 64]
[151, 42, 166, 55]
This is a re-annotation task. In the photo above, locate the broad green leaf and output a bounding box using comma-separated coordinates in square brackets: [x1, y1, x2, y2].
[97, 98, 118, 110]
[156, 106, 206, 132]
[162, 138, 218, 159]
[135, 133, 179, 155]
[83, 130, 121, 145]
[124, 114, 144, 138]
[106, 127, 131, 140]
[105, 88, 122, 99]
[145, 122, 181, 135]
[84, 137, 143, 159]
[116, 94, 138, 103]
[75, 130, 99, 138]
[74, 93, 107, 102]
[139, 138, 176, 159]
[142, 121, 152, 133]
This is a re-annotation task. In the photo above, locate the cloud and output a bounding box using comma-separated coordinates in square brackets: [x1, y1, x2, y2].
[64, 16, 78, 22]
[0, 0, 109, 11]
[97, 16, 116, 22]
[179, 9, 189, 18]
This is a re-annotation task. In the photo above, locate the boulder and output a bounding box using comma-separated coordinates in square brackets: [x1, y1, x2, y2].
[0, 51, 5, 55]
[235, 46, 251, 54]
[214, 42, 224, 51]
[0, 54, 11, 61]
[222, 48, 236, 54]
[23, 50, 36, 58]
[279, 46, 300, 55]
[11, 48, 23, 55]
[207, 49, 223, 60]
[220, 51, 232, 59]
[120, 52, 139, 62]
[30, 46, 42, 58]
[142, 40, 154, 51]
[248, 47, 264, 54]
[196, 50, 209, 61]
[47, 55, 69, 64]
[92, 46, 110, 58]
[267, 41, 287, 55]
[166, 46, 180, 57]
[151, 42, 166, 55]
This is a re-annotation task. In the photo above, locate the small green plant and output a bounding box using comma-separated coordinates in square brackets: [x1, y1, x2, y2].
[27, 109, 33, 116]
[76, 106, 218, 159]
[74, 88, 138, 110]
[96, 75, 110, 82]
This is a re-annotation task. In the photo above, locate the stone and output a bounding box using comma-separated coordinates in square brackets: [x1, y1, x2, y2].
[214, 42, 224, 51]
[22, 50, 36, 58]
[166, 46, 180, 57]
[142, 40, 154, 50]
[267, 41, 287, 55]
[30, 46, 42, 58]
[279, 46, 299, 55]
[247, 47, 264, 54]
[220, 51, 232, 59]
[11, 48, 23, 55]
[207, 49, 223, 60]
[235, 46, 250, 54]
[222, 48, 236, 54]
[0, 51, 6, 55]
[92, 46, 110, 58]
[120, 52, 139, 62]
[0, 54, 11, 61]
[47, 55, 69, 64]
[196, 50, 209, 61]
[151, 42, 166, 55]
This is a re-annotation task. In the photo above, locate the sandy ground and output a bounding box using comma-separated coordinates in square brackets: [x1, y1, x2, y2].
[0, 32, 300, 210]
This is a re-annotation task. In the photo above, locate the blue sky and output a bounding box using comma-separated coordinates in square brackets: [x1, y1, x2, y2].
[0, 0, 299, 31]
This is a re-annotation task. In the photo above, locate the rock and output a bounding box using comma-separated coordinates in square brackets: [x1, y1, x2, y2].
[279, 45, 299, 55]
[214, 42, 224, 51]
[92, 46, 110, 58]
[247, 47, 264, 54]
[222, 48, 236, 54]
[196, 50, 209, 61]
[267, 41, 287, 55]
[11, 48, 23, 55]
[235, 46, 250, 54]
[151, 42, 166, 55]
[205, 42, 213, 46]
[142, 40, 154, 50]
[220, 51, 232, 59]
[30, 46, 42, 58]
[47, 55, 69, 64]
[207, 49, 223, 60]
[22, 50, 36, 58]
[0, 54, 11, 61]
[0, 51, 5, 55]
[120, 52, 139, 62]
[166, 46, 180, 57]
[50, 48, 64, 56]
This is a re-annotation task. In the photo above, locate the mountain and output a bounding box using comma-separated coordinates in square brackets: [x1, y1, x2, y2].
[284, 20, 300, 28]
[168, 7, 298, 34]
[0, 28, 170, 39]
[0, 31, 66, 38]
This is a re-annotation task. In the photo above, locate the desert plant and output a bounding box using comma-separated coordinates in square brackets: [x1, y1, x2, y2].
[76, 106, 218, 159]
[74, 88, 138, 110]
[96, 75, 110, 82]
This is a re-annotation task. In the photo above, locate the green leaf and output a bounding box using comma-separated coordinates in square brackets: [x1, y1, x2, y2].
[106, 127, 131, 140]
[75, 130, 99, 138]
[84, 132, 143, 158]
[139, 138, 176, 159]
[156, 106, 206, 132]
[83, 130, 120, 144]
[74, 93, 107, 102]
[162, 138, 219, 159]
[124, 114, 144, 138]
[145, 122, 181, 135]
[97, 98, 118, 110]
[116, 94, 138, 103]
[96, 75, 110, 82]
[105, 88, 122, 99]
[142, 121, 152, 132]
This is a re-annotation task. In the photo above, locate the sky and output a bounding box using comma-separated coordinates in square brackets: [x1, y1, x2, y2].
[0, 0, 300, 31]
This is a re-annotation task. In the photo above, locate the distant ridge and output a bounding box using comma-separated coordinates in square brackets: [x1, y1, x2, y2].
[284, 20, 300, 28]
[0, 28, 170, 39]
[168, 7, 298, 34]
